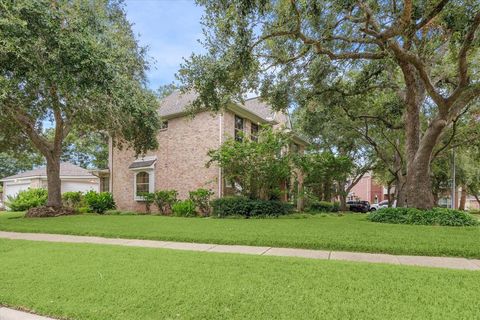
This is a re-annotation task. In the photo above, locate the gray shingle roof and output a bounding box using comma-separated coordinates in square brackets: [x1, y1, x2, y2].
[158, 91, 275, 121]
[1, 162, 96, 181]
[128, 160, 156, 169]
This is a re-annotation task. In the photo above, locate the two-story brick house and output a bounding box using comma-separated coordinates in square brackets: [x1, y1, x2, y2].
[106, 91, 307, 212]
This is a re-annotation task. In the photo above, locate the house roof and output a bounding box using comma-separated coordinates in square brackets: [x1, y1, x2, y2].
[128, 159, 156, 170]
[158, 91, 275, 122]
[1, 162, 96, 181]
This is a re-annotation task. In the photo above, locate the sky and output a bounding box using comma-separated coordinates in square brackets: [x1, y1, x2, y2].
[124, 0, 205, 91]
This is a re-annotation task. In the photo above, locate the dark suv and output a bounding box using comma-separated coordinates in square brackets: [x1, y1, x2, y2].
[347, 200, 371, 213]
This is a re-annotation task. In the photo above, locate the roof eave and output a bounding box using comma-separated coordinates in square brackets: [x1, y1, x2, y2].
[226, 103, 276, 125]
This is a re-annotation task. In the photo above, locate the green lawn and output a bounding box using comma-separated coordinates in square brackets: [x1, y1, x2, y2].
[1, 212, 479, 258]
[1, 238, 479, 320]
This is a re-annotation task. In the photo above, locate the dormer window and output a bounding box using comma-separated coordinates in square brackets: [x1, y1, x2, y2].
[234, 115, 244, 142]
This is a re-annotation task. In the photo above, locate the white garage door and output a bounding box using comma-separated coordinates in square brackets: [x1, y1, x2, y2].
[61, 180, 99, 193]
[4, 181, 31, 201]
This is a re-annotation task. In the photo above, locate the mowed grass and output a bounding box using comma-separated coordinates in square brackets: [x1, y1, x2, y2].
[1, 238, 479, 320]
[0, 212, 479, 258]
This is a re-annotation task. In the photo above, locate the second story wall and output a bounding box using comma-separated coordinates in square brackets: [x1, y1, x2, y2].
[111, 111, 222, 212]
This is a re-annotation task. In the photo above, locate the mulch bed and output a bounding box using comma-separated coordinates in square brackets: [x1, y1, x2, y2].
[25, 206, 77, 218]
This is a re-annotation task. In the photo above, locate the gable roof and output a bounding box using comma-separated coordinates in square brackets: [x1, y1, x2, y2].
[158, 91, 276, 122]
[1, 162, 96, 181]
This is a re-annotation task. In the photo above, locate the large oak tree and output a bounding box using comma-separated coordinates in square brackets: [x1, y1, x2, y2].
[0, 0, 161, 210]
[179, 0, 480, 209]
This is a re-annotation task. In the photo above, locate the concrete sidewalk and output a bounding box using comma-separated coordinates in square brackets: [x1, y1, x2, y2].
[0, 307, 55, 320]
[1, 231, 479, 271]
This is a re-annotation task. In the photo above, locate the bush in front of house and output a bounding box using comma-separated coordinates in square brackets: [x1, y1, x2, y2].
[367, 207, 478, 227]
[172, 199, 197, 217]
[153, 190, 178, 215]
[84, 191, 115, 214]
[139, 192, 156, 214]
[62, 191, 84, 208]
[211, 196, 293, 218]
[307, 201, 339, 213]
[189, 188, 214, 216]
[6, 188, 48, 211]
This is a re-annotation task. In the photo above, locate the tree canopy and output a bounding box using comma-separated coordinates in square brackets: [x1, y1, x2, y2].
[0, 0, 161, 210]
[179, 0, 480, 209]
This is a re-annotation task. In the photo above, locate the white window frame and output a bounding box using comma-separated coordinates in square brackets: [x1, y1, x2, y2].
[130, 156, 156, 201]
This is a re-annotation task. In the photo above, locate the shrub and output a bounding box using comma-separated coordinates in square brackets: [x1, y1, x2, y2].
[153, 190, 178, 215]
[77, 207, 90, 214]
[172, 199, 197, 217]
[6, 188, 48, 211]
[211, 196, 293, 218]
[211, 197, 252, 217]
[189, 188, 214, 216]
[84, 191, 115, 214]
[308, 201, 339, 213]
[249, 199, 293, 217]
[368, 207, 478, 227]
[62, 191, 84, 208]
[139, 192, 155, 214]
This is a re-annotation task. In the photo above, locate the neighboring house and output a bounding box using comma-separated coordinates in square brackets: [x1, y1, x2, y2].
[0, 162, 99, 205]
[107, 91, 308, 212]
[348, 172, 387, 204]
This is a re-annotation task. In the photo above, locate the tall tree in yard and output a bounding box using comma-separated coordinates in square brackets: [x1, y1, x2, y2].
[0, 1, 160, 212]
[179, 0, 480, 209]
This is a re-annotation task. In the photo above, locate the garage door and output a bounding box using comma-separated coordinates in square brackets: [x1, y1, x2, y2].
[4, 181, 31, 201]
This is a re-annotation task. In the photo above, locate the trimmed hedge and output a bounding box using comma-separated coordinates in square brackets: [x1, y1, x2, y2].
[211, 196, 293, 218]
[368, 207, 479, 227]
[308, 201, 339, 213]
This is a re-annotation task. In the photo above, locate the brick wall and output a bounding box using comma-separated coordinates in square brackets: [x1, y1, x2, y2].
[111, 111, 222, 212]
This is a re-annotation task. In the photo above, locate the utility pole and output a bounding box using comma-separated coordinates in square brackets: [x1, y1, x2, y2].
[451, 147, 456, 209]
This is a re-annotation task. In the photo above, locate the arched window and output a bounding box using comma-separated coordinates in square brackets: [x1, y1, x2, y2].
[135, 172, 150, 196]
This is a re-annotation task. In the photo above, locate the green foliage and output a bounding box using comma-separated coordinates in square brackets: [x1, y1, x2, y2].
[84, 191, 115, 214]
[6, 188, 47, 211]
[153, 190, 178, 215]
[368, 208, 478, 227]
[0, 152, 44, 180]
[61, 191, 84, 208]
[172, 200, 197, 217]
[189, 188, 214, 216]
[60, 131, 109, 169]
[308, 201, 340, 213]
[208, 127, 293, 200]
[140, 192, 156, 214]
[211, 196, 293, 218]
[0, 0, 161, 208]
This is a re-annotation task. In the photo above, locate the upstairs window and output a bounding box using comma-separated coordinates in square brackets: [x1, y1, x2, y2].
[251, 123, 259, 142]
[135, 171, 150, 197]
[234, 115, 244, 142]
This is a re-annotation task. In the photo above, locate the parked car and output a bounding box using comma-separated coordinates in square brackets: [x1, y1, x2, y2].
[346, 200, 370, 213]
[370, 200, 396, 211]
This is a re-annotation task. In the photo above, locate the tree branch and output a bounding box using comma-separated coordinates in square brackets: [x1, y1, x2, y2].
[415, 0, 450, 30]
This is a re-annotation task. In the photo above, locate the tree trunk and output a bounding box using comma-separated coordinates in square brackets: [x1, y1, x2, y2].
[46, 153, 62, 208]
[338, 182, 347, 211]
[459, 187, 467, 211]
[405, 119, 446, 209]
[395, 174, 406, 207]
[433, 193, 439, 206]
[339, 193, 347, 211]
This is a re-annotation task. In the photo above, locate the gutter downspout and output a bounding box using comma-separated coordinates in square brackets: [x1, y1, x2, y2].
[109, 137, 113, 193]
[218, 114, 223, 198]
